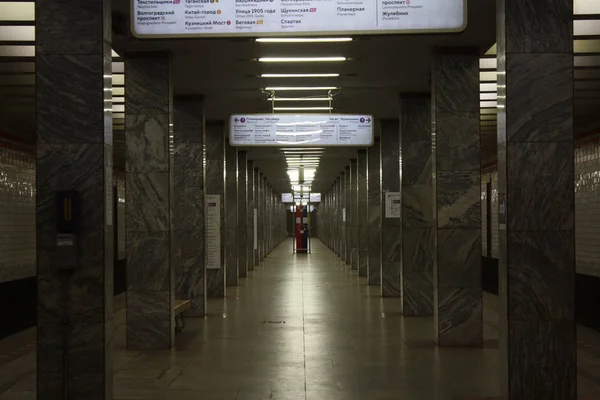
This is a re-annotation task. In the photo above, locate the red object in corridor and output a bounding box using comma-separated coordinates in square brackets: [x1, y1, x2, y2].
[295, 205, 303, 251]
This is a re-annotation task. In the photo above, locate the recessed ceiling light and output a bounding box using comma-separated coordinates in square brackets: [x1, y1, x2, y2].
[265, 87, 337, 91]
[256, 37, 353, 43]
[258, 57, 346, 63]
[261, 73, 340, 78]
[275, 106, 333, 111]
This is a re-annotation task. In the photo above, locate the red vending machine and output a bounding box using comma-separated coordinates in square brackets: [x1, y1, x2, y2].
[294, 204, 310, 253]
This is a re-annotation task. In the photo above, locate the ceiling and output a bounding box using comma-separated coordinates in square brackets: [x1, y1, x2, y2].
[23, 0, 600, 195]
[111, 0, 497, 193]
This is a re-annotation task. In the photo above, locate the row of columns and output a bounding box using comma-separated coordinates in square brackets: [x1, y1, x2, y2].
[320, 1, 575, 397]
[35, 2, 287, 394]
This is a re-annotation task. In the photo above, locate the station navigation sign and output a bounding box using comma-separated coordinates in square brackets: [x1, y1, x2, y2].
[132, 0, 467, 38]
[229, 114, 374, 147]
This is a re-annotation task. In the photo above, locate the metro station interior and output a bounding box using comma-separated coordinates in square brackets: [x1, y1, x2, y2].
[1, 0, 600, 399]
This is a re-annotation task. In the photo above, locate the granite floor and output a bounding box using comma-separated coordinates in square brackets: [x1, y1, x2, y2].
[1, 239, 600, 399]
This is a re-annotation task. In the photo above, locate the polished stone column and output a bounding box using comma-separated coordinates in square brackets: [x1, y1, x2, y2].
[247, 161, 255, 271]
[357, 150, 368, 277]
[263, 178, 268, 257]
[238, 152, 248, 278]
[173, 96, 205, 316]
[400, 95, 433, 316]
[432, 49, 482, 346]
[205, 121, 226, 298]
[125, 52, 174, 349]
[340, 172, 346, 261]
[350, 159, 358, 270]
[36, 0, 113, 396]
[344, 166, 351, 265]
[225, 142, 238, 286]
[497, 1, 575, 397]
[257, 173, 264, 262]
[381, 120, 401, 297]
[367, 139, 381, 285]
[254, 168, 260, 266]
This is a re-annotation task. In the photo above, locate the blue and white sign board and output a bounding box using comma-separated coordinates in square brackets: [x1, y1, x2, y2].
[282, 193, 294, 203]
[229, 114, 374, 147]
[309, 193, 321, 203]
[132, 0, 466, 38]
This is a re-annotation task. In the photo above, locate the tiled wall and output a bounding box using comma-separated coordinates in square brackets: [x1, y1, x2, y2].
[576, 137, 600, 278]
[481, 136, 600, 277]
[0, 144, 127, 284]
[0, 145, 35, 283]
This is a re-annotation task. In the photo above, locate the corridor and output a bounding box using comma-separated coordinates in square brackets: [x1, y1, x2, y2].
[1, 239, 600, 399]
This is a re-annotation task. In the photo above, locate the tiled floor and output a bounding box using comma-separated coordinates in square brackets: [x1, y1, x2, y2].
[1, 239, 600, 399]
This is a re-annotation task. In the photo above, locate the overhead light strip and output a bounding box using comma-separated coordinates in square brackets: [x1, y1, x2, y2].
[258, 57, 346, 63]
[256, 37, 352, 43]
[265, 87, 338, 91]
[274, 106, 333, 111]
[268, 97, 331, 101]
[261, 73, 340, 78]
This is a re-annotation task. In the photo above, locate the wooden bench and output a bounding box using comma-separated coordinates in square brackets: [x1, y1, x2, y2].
[174, 299, 191, 333]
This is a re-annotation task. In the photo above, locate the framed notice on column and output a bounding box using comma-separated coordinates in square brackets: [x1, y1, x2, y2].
[253, 208, 258, 250]
[385, 192, 401, 218]
[206, 195, 221, 270]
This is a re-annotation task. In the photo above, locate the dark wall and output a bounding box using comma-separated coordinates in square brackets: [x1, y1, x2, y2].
[0, 261, 127, 340]
[482, 257, 600, 333]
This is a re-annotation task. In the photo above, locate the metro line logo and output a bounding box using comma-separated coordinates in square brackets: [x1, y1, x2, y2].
[173, 0, 180, 3]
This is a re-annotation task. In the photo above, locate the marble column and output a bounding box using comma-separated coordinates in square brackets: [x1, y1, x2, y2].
[263, 178, 268, 258]
[400, 95, 434, 316]
[432, 49, 482, 346]
[173, 96, 205, 316]
[247, 161, 255, 271]
[357, 150, 368, 277]
[205, 121, 226, 298]
[497, 1, 575, 397]
[225, 142, 238, 286]
[254, 168, 260, 266]
[238, 152, 248, 278]
[350, 159, 358, 270]
[381, 120, 401, 297]
[257, 173, 263, 262]
[125, 52, 174, 349]
[368, 139, 382, 285]
[36, 0, 113, 396]
[344, 166, 351, 265]
[339, 172, 346, 261]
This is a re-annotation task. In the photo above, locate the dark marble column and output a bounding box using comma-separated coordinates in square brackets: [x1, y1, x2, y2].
[344, 166, 351, 265]
[262, 177, 268, 258]
[173, 96, 205, 317]
[225, 142, 238, 286]
[247, 161, 255, 271]
[381, 120, 401, 297]
[36, 0, 114, 396]
[357, 150, 368, 276]
[432, 49, 482, 346]
[257, 173, 264, 262]
[205, 121, 226, 298]
[368, 139, 381, 285]
[350, 159, 358, 270]
[400, 95, 434, 316]
[340, 172, 346, 261]
[497, 1, 575, 397]
[125, 52, 174, 349]
[253, 167, 260, 266]
[238, 152, 248, 278]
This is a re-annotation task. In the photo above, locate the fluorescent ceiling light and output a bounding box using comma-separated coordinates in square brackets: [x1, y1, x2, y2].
[274, 107, 333, 111]
[265, 87, 337, 91]
[256, 37, 352, 43]
[258, 57, 346, 63]
[268, 97, 331, 101]
[282, 148, 325, 150]
[261, 73, 339, 78]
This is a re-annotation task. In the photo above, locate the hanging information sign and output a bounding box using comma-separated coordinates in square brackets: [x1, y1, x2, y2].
[132, 0, 467, 38]
[229, 114, 374, 147]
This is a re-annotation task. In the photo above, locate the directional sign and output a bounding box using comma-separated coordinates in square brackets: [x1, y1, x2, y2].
[229, 114, 374, 147]
[132, 0, 467, 38]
